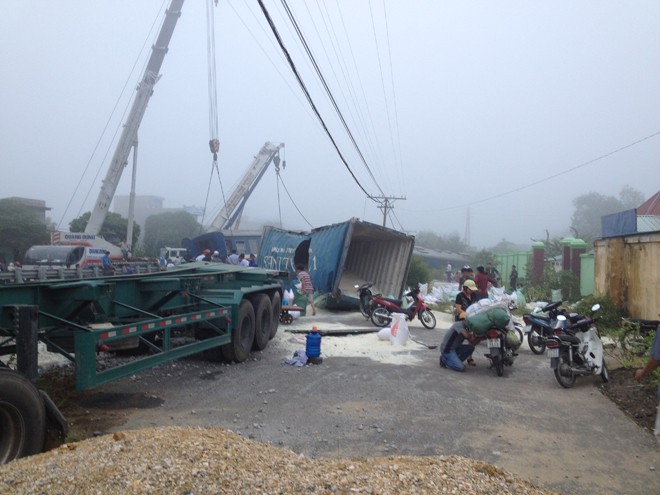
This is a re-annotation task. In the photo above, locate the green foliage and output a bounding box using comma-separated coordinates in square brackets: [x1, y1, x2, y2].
[522, 266, 581, 304]
[570, 295, 623, 332]
[0, 199, 50, 262]
[406, 255, 432, 288]
[142, 211, 201, 257]
[69, 211, 140, 246]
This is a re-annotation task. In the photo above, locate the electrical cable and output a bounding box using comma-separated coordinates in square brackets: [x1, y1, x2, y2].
[409, 130, 660, 213]
[282, 0, 384, 195]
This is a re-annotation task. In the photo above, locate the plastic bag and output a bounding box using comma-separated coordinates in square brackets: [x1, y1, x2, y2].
[389, 313, 409, 345]
[283, 288, 295, 306]
[377, 327, 392, 340]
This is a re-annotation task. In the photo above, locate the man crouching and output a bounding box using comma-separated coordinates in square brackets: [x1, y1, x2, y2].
[439, 321, 483, 371]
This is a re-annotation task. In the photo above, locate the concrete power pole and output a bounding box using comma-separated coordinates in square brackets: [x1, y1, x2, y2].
[371, 196, 406, 227]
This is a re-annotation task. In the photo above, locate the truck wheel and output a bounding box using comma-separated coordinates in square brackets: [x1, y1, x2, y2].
[221, 300, 255, 363]
[0, 369, 46, 464]
[270, 291, 282, 339]
[251, 294, 273, 351]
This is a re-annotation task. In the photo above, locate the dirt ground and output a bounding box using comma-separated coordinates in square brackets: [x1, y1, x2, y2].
[600, 367, 658, 433]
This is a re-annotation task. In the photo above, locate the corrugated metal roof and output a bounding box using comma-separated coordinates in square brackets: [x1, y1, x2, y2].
[637, 190, 660, 215]
[637, 215, 660, 232]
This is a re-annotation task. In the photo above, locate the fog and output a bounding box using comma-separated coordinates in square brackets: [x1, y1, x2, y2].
[1, 1, 659, 249]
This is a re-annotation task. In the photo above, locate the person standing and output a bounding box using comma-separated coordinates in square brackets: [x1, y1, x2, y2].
[509, 265, 519, 292]
[445, 263, 453, 283]
[101, 251, 115, 276]
[238, 253, 250, 266]
[248, 254, 258, 267]
[634, 325, 660, 446]
[228, 249, 239, 265]
[295, 264, 317, 316]
[474, 265, 498, 300]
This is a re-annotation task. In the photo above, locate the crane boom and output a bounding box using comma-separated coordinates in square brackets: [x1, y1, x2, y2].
[209, 142, 285, 231]
[85, 0, 185, 235]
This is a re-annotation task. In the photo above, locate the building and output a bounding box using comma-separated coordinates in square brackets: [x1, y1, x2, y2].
[2, 197, 51, 224]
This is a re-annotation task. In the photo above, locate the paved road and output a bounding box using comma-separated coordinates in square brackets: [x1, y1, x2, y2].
[91, 309, 659, 495]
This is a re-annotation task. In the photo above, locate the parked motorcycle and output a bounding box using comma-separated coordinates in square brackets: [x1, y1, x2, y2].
[354, 283, 375, 318]
[523, 300, 574, 355]
[545, 304, 609, 388]
[370, 288, 436, 329]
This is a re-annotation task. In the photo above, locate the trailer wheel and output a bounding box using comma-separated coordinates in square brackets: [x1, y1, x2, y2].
[0, 369, 46, 464]
[221, 300, 255, 363]
[251, 294, 273, 351]
[270, 291, 282, 339]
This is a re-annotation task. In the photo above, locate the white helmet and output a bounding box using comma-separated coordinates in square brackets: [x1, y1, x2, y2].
[213, 251, 220, 256]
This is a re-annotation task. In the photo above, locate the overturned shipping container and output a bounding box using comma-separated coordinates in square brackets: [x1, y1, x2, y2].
[258, 218, 415, 310]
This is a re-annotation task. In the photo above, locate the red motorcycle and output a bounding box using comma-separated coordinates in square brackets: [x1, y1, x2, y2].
[370, 288, 436, 329]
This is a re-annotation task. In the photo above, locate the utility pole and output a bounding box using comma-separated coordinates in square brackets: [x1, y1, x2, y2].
[370, 195, 406, 227]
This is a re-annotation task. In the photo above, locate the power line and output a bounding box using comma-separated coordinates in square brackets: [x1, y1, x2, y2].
[410, 130, 660, 214]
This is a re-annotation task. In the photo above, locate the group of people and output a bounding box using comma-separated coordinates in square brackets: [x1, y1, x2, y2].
[440, 262, 516, 373]
[194, 248, 257, 267]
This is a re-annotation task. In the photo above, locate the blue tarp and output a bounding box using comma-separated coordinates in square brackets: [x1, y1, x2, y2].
[601, 209, 637, 238]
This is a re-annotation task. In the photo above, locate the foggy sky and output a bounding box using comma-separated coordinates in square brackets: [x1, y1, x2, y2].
[1, 1, 659, 249]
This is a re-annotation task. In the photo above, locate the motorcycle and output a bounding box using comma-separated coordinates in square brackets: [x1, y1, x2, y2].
[354, 283, 375, 318]
[370, 288, 436, 329]
[545, 304, 609, 388]
[523, 300, 582, 355]
[474, 306, 521, 377]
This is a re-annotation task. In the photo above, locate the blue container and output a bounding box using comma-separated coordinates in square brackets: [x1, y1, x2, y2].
[306, 327, 321, 358]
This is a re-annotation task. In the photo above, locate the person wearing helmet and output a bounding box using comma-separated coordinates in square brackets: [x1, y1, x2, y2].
[454, 279, 478, 321]
[211, 250, 222, 262]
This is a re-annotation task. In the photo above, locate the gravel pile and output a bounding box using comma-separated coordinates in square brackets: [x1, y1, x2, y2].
[0, 426, 559, 494]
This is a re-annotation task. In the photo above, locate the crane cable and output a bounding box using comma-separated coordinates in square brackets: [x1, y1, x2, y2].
[200, 0, 230, 232]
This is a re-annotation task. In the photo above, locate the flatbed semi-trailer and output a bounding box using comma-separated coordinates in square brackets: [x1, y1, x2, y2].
[0, 262, 284, 463]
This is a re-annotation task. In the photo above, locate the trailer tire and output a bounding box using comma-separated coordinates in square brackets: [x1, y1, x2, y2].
[251, 294, 273, 351]
[0, 369, 46, 464]
[221, 300, 255, 363]
[270, 291, 282, 339]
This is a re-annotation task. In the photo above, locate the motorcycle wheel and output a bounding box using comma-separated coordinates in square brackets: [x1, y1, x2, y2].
[600, 361, 610, 383]
[492, 355, 504, 377]
[359, 298, 371, 319]
[527, 327, 546, 355]
[419, 309, 436, 329]
[370, 307, 391, 327]
[554, 355, 576, 388]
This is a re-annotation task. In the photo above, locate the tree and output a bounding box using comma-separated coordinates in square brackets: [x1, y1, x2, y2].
[570, 192, 623, 242]
[0, 199, 50, 263]
[406, 255, 431, 288]
[69, 212, 140, 246]
[570, 186, 644, 242]
[619, 185, 645, 209]
[142, 211, 201, 257]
